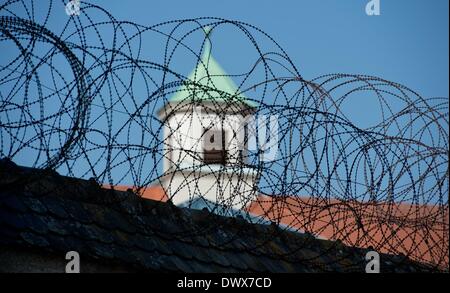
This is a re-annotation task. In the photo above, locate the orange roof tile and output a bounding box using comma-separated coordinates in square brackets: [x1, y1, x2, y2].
[246, 195, 449, 269]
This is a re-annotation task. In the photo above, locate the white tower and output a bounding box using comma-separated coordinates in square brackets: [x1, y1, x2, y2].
[157, 28, 258, 211]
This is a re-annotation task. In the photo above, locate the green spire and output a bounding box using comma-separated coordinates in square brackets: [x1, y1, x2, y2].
[203, 26, 212, 59]
[169, 26, 256, 107]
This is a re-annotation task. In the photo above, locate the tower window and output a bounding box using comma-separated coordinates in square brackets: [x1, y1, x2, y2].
[203, 128, 227, 164]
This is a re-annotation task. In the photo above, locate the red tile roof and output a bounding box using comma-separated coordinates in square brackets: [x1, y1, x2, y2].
[246, 195, 449, 269]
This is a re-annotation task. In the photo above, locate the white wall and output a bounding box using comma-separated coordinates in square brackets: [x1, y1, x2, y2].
[163, 167, 258, 209]
[161, 105, 257, 209]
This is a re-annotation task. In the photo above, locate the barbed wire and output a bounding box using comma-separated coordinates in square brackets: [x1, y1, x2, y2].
[0, 0, 448, 271]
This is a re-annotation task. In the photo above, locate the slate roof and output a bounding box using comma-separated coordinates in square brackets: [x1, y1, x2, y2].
[0, 159, 439, 272]
[106, 184, 169, 202]
[106, 185, 450, 270]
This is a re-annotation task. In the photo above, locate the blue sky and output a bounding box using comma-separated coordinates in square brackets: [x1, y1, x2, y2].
[100, 0, 449, 98]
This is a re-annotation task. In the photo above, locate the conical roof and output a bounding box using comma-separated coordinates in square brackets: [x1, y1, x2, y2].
[169, 28, 256, 108]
